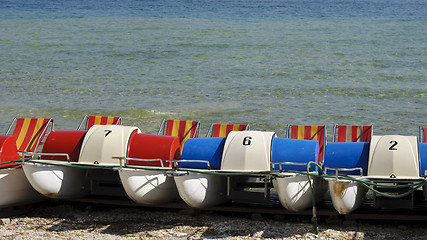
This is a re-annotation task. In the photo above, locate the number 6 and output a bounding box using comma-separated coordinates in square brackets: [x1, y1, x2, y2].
[243, 136, 252, 146]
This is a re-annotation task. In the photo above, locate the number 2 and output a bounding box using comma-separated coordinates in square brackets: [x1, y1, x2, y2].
[389, 141, 398, 150]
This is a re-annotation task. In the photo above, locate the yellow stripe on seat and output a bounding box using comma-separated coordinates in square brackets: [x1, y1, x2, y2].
[297, 125, 305, 139]
[106, 117, 114, 125]
[28, 118, 46, 151]
[311, 126, 319, 140]
[220, 124, 227, 137]
[94, 116, 102, 125]
[15, 118, 31, 150]
[185, 120, 194, 136]
[171, 120, 180, 137]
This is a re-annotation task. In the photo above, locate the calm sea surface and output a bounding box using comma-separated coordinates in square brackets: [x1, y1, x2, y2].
[0, 0, 426, 138]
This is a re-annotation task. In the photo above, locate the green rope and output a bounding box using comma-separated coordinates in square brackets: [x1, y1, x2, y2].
[0, 160, 22, 166]
[306, 161, 319, 235]
[21, 159, 427, 196]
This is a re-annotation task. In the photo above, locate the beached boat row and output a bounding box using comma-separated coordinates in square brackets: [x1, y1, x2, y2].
[1, 116, 427, 215]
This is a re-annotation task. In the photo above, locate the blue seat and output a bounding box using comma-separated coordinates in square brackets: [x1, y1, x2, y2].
[271, 138, 319, 171]
[323, 142, 369, 176]
[180, 137, 226, 170]
[419, 143, 427, 177]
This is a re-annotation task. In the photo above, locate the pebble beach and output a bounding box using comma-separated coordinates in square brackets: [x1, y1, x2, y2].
[1, 202, 427, 240]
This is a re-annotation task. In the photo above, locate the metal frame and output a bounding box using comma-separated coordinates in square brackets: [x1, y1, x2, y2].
[270, 161, 313, 172]
[77, 115, 89, 130]
[324, 167, 364, 180]
[17, 151, 70, 162]
[113, 156, 165, 168]
[167, 159, 211, 169]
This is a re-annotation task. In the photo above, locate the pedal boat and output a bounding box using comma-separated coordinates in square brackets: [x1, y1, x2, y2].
[0, 135, 46, 207]
[271, 138, 327, 212]
[168, 136, 228, 208]
[115, 133, 181, 205]
[324, 135, 427, 214]
[169, 131, 277, 208]
[169, 131, 323, 209]
[22, 125, 145, 199]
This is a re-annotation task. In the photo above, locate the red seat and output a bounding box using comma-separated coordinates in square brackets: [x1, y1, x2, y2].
[0, 118, 53, 168]
[333, 125, 373, 142]
[207, 123, 249, 137]
[287, 125, 326, 164]
[77, 115, 122, 130]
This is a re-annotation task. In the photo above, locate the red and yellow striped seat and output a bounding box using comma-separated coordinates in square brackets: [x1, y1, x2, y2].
[421, 126, 427, 143]
[333, 125, 373, 142]
[158, 119, 200, 152]
[11, 118, 53, 152]
[78, 115, 122, 130]
[0, 118, 53, 168]
[287, 125, 326, 164]
[208, 123, 249, 137]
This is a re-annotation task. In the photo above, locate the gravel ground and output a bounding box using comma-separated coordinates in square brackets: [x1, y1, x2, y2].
[1, 202, 427, 240]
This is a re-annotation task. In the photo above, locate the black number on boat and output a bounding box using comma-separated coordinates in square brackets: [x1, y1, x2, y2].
[389, 141, 398, 150]
[243, 136, 252, 146]
[105, 130, 112, 137]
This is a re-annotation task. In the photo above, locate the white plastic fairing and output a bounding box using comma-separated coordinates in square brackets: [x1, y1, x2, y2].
[119, 168, 180, 205]
[79, 125, 140, 165]
[274, 173, 326, 212]
[23, 161, 88, 199]
[0, 168, 46, 207]
[367, 135, 419, 179]
[174, 173, 227, 208]
[327, 179, 367, 214]
[221, 131, 276, 171]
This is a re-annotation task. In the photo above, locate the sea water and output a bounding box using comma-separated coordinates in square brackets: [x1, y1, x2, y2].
[0, 0, 426, 138]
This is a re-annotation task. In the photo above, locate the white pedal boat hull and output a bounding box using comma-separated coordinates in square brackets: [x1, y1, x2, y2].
[0, 167, 46, 207]
[327, 179, 367, 214]
[274, 173, 326, 212]
[174, 172, 227, 208]
[119, 168, 180, 205]
[22, 162, 88, 199]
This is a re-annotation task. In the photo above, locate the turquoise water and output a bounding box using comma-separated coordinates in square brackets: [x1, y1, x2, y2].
[1, 0, 426, 138]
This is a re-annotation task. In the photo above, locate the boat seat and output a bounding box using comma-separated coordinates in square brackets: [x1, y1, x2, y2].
[179, 137, 226, 170]
[286, 125, 326, 165]
[77, 115, 122, 130]
[41, 130, 86, 162]
[126, 133, 180, 167]
[324, 142, 369, 175]
[420, 126, 427, 143]
[333, 124, 373, 142]
[206, 123, 249, 137]
[157, 119, 200, 154]
[0, 118, 53, 168]
[271, 138, 319, 171]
